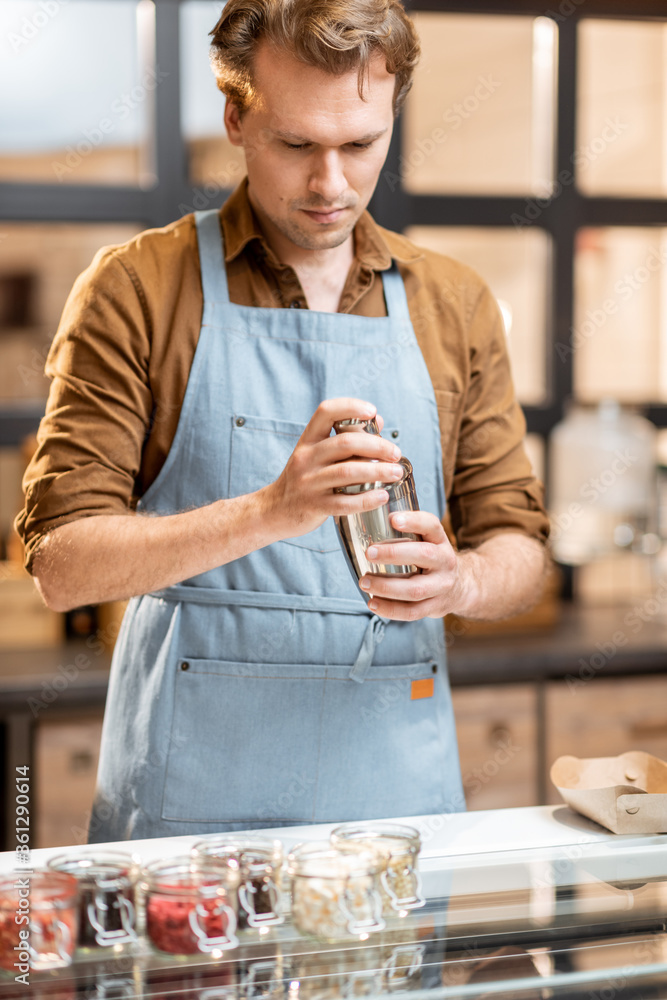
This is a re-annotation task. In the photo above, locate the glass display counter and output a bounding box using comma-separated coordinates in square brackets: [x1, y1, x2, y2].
[1, 830, 666, 999]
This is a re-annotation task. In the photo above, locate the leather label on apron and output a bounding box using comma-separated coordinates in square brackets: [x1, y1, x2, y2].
[411, 678, 434, 700]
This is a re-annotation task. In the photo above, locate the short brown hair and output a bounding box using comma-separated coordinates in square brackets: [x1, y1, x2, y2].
[209, 0, 420, 116]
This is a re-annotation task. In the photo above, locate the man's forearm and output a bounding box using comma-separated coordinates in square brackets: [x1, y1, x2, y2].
[31, 397, 405, 612]
[32, 490, 280, 612]
[452, 533, 549, 621]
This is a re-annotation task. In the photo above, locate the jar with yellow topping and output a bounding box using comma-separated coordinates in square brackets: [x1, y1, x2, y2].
[330, 823, 424, 915]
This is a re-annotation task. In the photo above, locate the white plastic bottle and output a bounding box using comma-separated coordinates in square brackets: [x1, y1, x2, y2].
[549, 399, 657, 566]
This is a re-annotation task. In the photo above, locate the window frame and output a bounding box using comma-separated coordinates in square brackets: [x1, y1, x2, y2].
[1, 0, 666, 448]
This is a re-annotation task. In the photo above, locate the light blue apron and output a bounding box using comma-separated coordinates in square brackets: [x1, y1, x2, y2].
[88, 208, 464, 843]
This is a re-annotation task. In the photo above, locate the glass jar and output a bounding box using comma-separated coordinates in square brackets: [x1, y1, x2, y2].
[47, 850, 139, 951]
[0, 871, 78, 972]
[330, 822, 424, 914]
[140, 859, 238, 957]
[287, 843, 385, 942]
[191, 836, 284, 929]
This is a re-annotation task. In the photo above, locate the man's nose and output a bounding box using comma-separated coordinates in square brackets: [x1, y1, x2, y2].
[308, 150, 346, 203]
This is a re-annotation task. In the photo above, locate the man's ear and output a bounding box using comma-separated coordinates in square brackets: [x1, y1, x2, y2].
[224, 99, 244, 146]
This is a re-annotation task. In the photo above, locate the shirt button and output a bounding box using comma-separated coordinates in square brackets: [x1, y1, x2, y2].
[392, 430, 399, 439]
[289, 300, 302, 309]
[236, 417, 245, 427]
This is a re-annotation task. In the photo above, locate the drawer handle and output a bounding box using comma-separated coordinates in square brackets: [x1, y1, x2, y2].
[629, 721, 667, 738]
[490, 725, 511, 747]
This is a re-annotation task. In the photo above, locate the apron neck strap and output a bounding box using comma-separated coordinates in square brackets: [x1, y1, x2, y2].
[380, 264, 411, 321]
[195, 209, 231, 304]
[195, 207, 409, 323]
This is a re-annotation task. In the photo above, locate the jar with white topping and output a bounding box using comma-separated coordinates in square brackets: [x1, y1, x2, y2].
[330, 822, 424, 915]
[287, 843, 385, 942]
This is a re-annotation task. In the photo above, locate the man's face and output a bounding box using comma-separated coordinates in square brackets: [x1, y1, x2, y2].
[224, 42, 395, 253]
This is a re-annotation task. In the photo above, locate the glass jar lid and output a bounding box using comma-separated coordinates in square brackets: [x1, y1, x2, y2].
[287, 842, 385, 880]
[47, 850, 139, 889]
[331, 822, 421, 859]
[140, 858, 233, 898]
[1, 870, 78, 909]
[192, 835, 282, 867]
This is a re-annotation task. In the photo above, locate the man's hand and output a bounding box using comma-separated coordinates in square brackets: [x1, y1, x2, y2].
[263, 398, 404, 540]
[358, 513, 548, 622]
[34, 396, 404, 612]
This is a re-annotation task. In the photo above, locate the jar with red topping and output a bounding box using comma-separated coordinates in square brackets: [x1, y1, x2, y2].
[0, 871, 78, 972]
[191, 836, 284, 929]
[47, 850, 139, 952]
[140, 859, 238, 957]
[330, 823, 424, 915]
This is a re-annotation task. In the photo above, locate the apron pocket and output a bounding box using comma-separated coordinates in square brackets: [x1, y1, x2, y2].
[161, 657, 459, 825]
[161, 657, 328, 824]
[228, 413, 339, 553]
[313, 660, 456, 821]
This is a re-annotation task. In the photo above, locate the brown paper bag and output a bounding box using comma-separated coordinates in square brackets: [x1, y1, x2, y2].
[550, 751, 667, 834]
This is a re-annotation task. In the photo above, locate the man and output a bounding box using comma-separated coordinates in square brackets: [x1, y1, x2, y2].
[17, 0, 549, 842]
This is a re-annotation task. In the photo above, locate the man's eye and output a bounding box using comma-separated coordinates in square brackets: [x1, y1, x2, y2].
[349, 141, 374, 150]
[283, 142, 309, 150]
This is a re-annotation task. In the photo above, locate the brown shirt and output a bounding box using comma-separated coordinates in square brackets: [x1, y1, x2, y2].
[17, 180, 549, 572]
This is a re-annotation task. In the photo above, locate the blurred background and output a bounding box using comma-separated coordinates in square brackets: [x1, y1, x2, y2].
[1, 0, 667, 848]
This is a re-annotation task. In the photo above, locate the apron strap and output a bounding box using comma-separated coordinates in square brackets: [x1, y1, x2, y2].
[381, 264, 411, 321]
[147, 585, 369, 615]
[348, 614, 388, 684]
[146, 586, 387, 680]
[194, 209, 230, 305]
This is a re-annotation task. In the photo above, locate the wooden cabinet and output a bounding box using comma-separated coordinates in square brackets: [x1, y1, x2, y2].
[34, 712, 104, 849]
[452, 684, 539, 811]
[544, 676, 667, 804]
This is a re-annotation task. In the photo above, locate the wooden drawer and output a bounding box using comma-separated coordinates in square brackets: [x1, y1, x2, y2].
[0, 563, 64, 649]
[452, 684, 538, 810]
[545, 676, 667, 804]
[34, 712, 104, 849]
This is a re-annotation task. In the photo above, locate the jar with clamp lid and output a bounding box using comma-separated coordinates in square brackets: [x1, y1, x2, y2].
[140, 858, 238, 957]
[331, 822, 424, 915]
[191, 836, 284, 929]
[0, 871, 78, 972]
[287, 842, 385, 942]
[47, 849, 139, 952]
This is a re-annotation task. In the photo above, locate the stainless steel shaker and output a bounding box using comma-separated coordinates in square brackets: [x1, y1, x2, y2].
[332, 417, 422, 588]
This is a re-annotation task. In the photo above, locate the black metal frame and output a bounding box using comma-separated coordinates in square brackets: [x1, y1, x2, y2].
[1, 0, 666, 450]
[373, 2, 667, 454]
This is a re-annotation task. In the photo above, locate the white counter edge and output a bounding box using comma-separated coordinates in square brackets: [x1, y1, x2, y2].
[2, 804, 665, 873]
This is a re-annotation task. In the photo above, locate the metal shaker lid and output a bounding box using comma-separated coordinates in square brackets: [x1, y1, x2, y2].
[332, 417, 381, 436]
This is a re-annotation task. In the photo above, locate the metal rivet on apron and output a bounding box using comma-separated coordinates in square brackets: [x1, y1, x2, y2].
[181, 661, 190, 671]
[392, 430, 399, 439]
[235, 417, 245, 427]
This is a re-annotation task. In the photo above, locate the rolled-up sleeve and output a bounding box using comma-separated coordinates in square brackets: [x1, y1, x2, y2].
[16, 249, 153, 572]
[447, 284, 549, 549]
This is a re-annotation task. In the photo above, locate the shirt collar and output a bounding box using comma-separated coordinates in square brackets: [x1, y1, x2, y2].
[219, 178, 423, 270]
